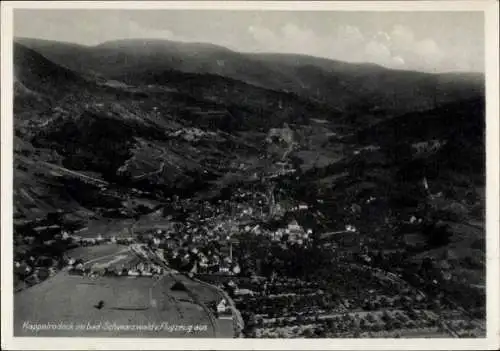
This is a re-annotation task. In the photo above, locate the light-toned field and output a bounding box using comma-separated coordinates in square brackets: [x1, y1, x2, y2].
[67, 244, 129, 261]
[75, 219, 136, 238]
[14, 273, 216, 338]
[74, 217, 175, 239]
[66, 244, 143, 270]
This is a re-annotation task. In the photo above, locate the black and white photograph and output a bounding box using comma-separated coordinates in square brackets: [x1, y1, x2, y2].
[1, 1, 499, 350]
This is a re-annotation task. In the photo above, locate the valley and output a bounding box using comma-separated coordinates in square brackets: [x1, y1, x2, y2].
[12, 38, 486, 338]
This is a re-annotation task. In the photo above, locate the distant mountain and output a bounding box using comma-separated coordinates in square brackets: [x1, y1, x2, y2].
[13, 41, 338, 130]
[15, 37, 484, 120]
[356, 97, 484, 148]
[12, 41, 337, 219]
[12, 39, 485, 230]
[14, 43, 86, 92]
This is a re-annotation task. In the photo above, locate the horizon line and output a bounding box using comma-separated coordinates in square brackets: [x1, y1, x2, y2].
[13, 36, 485, 76]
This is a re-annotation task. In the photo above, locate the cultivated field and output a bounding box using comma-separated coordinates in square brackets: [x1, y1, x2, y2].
[67, 244, 129, 261]
[75, 219, 136, 238]
[14, 272, 215, 338]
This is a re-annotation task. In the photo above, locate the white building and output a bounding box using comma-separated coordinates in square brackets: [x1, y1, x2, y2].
[219, 266, 230, 273]
[288, 220, 302, 232]
[232, 264, 241, 274]
[217, 298, 228, 313]
[345, 224, 357, 233]
[235, 288, 255, 297]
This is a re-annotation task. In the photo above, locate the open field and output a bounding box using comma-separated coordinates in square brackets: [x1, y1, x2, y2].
[75, 217, 181, 238]
[66, 244, 142, 271]
[176, 276, 222, 305]
[74, 219, 136, 238]
[14, 272, 215, 338]
[67, 244, 129, 261]
[15, 240, 236, 338]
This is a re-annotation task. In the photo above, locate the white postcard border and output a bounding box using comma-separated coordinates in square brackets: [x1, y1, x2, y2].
[1, 1, 499, 350]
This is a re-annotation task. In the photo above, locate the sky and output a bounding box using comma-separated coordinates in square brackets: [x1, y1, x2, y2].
[14, 9, 485, 73]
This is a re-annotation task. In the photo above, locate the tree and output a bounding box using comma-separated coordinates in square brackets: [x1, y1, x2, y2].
[381, 311, 391, 322]
[303, 328, 314, 338]
[314, 327, 326, 337]
[422, 222, 452, 247]
[325, 319, 335, 331]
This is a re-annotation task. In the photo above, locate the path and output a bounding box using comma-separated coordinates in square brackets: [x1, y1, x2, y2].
[41, 162, 108, 186]
[132, 147, 168, 181]
[139, 245, 221, 337]
[192, 276, 244, 337]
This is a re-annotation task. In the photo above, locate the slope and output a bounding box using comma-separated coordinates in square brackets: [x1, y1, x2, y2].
[293, 97, 485, 313]
[16, 37, 484, 121]
[12, 41, 342, 221]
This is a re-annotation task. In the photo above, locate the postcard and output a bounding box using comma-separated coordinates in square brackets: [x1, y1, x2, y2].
[1, 1, 499, 350]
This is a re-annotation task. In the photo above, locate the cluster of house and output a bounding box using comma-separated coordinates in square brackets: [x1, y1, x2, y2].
[25, 223, 137, 248]
[189, 193, 273, 223]
[290, 204, 309, 212]
[190, 253, 242, 275]
[70, 233, 135, 247]
[201, 216, 313, 248]
[67, 257, 166, 277]
[168, 127, 216, 142]
[190, 186, 310, 229]
[132, 200, 315, 276]
[411, 139, 445, 155]
[17, 183, 317, 287]
[353, 145, 381, 155]
[267, 162, 297, 179]
[132, 223, 243, 276]
[14, 256, 59, 285]
[109, 261, 166, 277]
[266, 124, 295, 145]
[269, 220, 313, 246]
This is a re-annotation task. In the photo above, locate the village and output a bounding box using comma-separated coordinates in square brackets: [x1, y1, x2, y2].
[12, 147, 486, 340]
[13, 171, 485, 339]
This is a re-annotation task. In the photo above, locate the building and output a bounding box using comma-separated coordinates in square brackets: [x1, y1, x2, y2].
[234, 288, 255, 297]
[219, 264, 231, 274]
[14, 261, 32, 276]
[217, 298, 228, 314]
[286, 220, 307, 243]
[345, 224, 357, 233]
[232, 264, 241, 275]
[288, 220, 302, 231]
